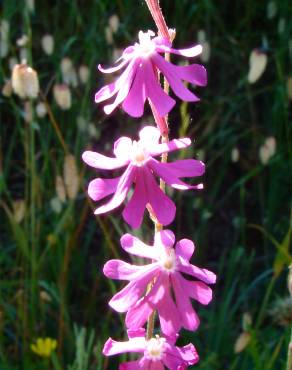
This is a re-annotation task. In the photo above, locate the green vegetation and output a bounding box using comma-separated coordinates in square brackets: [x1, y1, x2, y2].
[0, 0, 291, 369]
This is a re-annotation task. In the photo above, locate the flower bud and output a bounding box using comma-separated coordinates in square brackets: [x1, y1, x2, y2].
[108, 14, 119, 33]
[11, 63, 39, 99]
[61, 57, 77, 87]
[41, 34, 54, 55]
[36, 102, 47, 118]
[248, 49, 267, 84]
[231, 147, 239, 163]
[53, 83, 71, 110]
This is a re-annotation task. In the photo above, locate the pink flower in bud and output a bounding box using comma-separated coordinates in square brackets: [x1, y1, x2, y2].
[82, 126, 204, 228]
[103, 328, 199, 369]
[103, 229, 216, 337]
[95, 30, 207, 118]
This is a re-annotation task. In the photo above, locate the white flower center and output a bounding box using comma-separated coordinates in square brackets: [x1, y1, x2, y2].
[131, 140, 148, 166]
[136, 30, 156, 58]
[145, 336, 166, 361]
[160, 249, 176, 273]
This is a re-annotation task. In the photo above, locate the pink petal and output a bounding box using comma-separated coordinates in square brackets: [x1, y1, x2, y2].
[175, 238, 195, 261]
[183, 279, 213, 305]
[144, 60, 176, 117]
[138, 126, 161, 146]
[94, 164, 136, 215]
[103, 259, 150, 281]
[171, 274, 200, 331]
[82, 151, 128, 170]
[144, 166, 176, 226]
[103, 337, 145, 356]
[120, 361, 143, 370]
[154, 230, 175, 249]
[156, 43, 202, 57]
[113, 137, 133, 160]
[163, 343, 199, 369]
[88, 177, 120, 201]
[153, 54, 200, 102]
[177, 256, 216, 284]
[98, 58, 129, 74]
[175, 64, 207, 86]
[122, 169, 147, 229]
[120, 234, 160, 260]
[103, 60, 138, 115]
[122, 63, 147, 117]
[148, 158, 202, 190]
[162, 159, 205, 178]
[148, 138, 191, 157]
[109, 264, 158, 312]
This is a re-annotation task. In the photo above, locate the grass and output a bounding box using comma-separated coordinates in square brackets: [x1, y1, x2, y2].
[0, 0, 292, 369]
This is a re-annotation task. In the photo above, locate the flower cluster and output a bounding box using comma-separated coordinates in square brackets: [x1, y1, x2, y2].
[83, 22, 215, 369]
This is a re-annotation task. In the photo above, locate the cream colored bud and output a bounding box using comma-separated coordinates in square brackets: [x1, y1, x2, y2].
[108, 15, 119, 33]
[231, 147, 239, 163]
[36, 102, 47, 118]
[234, 332, 251, 353]
[12, 63, 39, 99]
[242, 312, 252, 331]
[53, 84, 71, 110]
[78, 65, 90, 84]
[287, 77, 292, 101]
[0, 20, 9, 58]
[41, 34, 54, 55]
[2, 80, 12, 97]
[63, 154, 79, 200]
[197, 29, 206, 43]
[61, 57, 73, 75]
[105, 26, 113, 45]
[248, 49, 268, 84]
[50, 197, 62, 214]
[267, 1, 277, 19]
[55, 176, 66, 203]
[13, 199, 25, 223]
[16, 34, 29, 47]
[259, 136, 276, 165]
[40, 291, 52, 302]
[201, 41, 211, 63]
[26, 0, 34, 12]
[61, 58, 77, 87]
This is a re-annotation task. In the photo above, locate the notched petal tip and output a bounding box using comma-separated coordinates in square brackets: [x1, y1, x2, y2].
[102, 338, 114, 356]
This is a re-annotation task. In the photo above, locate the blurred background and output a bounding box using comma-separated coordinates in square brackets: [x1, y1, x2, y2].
[0, 0, 291, 369]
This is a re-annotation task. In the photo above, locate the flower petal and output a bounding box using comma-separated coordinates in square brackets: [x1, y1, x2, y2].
[148, 138, 191, 157]
[103, 259, 150, 281]
[156, 43, 202, 58]
[144, 60, 176, 117]
[94, 165, 135, 215]
[183, 279, 213, 305]
[139, 126, 161, 146]
[148, 158, 203, 190]
[122, 63, 147, 117]
[88, 177, 120, 201]
[175, 238, 195, 261]
[120, 361, 144, 370]
[154, 230, 175, 249]
[162, 159, 205, 178]
[120, 233, 160, 260]
[177, 256, 216, 284]
[171, 274, 200, 331]
[153, 54, 200, 102]
[98, 58, 129, 74]
[113, 137, 133, 160]
[122, 169, 147, 228]
[103, 60, 138, 115]
[82, 151, 128, 170]
[175, 64, 207, 86]
[103, 337, 145, 356]
[144, 166, 176, 226]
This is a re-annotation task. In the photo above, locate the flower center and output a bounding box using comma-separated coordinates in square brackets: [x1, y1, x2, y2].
[160, 249, 176, 273]
[131, 140, 147, 166]
[137, 30, 156, 58]
[145, 336, 166, 361]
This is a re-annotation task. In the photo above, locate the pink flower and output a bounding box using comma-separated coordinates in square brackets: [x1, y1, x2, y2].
[82, 126, 204, 229]
[103, 328, 199, 369]
[95, 30, 207, 118]
[103, 230, 216, 337]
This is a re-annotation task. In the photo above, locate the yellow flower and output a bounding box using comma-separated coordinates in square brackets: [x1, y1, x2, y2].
[31, 337, 57, 358]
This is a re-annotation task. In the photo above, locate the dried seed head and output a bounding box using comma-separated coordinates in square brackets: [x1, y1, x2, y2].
[11, 63, 39, 99]
[259, 136, 276, 165]
[53, 84, 71, 110]
[40, 291, 52, 302]
[248, 49, 268, 84]
[16, 34, 29, 47]
[13, 199, 25, 223]
[242, 312, 252, 331]
[63, 154, 79, 200]
[231, 147, 239, 163]
[41, 34, 54, 55]
[50, 197, 62, 214]
[61, 58, 77, 87]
